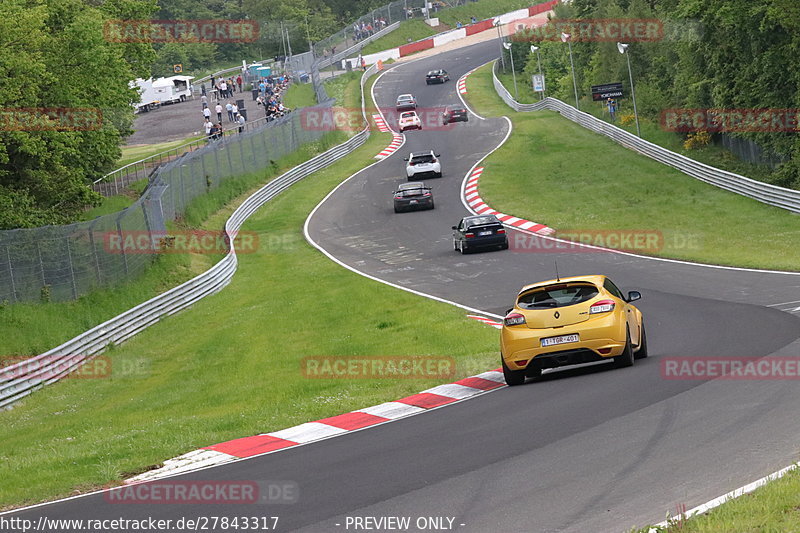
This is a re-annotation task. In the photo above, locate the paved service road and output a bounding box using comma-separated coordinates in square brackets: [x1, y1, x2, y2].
[7, 40, 800, 533]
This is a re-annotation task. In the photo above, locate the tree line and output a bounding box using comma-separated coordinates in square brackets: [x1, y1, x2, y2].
[503, 0, 800, 190]
[0, 0, 387, 230]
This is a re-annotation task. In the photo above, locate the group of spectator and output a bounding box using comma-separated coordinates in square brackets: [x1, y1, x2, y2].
[200, 75, 244, 101]
[353, 18, 387, 41]
[201, 71, 293, 141]
[255, 74, 291, 122]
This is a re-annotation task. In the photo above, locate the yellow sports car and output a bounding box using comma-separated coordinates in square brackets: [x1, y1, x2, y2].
[500, 275, 646, 386]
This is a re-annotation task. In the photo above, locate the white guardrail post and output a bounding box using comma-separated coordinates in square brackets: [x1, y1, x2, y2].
[0, 67, 378, 409]
[490, 61, 800, 213]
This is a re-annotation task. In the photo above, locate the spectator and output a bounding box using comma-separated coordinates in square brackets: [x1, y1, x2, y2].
[214, 122, 224, 140]
[215, 102, 223, 122]
[231, 102, 239, 118]
[237, 113, 245, 134]
[220, 79, 228, 98]
[456, 21, 463, 29]
[203, 117, 213, 141]
[236, 75, 243, 92]
[203, 105, 211, 120]
[201, 83, 207, 96]
[606, 98, 617, 121]
[471, 16, 477, 24]
[226, 101, 234, 121]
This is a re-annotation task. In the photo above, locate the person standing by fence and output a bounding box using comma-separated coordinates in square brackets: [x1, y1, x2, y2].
[215, 102, 223, 122]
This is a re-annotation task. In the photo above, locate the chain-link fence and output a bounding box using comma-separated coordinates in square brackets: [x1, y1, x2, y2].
[0, 102, 334, 304]
[717, 133, 789, 169]
[312, 0, 462, 60]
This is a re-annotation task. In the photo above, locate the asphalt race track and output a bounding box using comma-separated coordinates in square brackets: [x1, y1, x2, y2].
[7, 41, 800, 533]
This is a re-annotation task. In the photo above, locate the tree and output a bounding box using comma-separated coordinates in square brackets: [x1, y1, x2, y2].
[0, 0, 157, 229]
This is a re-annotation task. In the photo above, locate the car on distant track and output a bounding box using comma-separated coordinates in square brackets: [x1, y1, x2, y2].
[452, 215, 508, 254]
[398, 111, 422, 132]
[442, 105, 468, 124]
[500, 275, 646, 386]
[393, 182, 434, 212]
[404, 150, 441, 179]
[425, 69, 450, 84]
[395, 94, 417, 111]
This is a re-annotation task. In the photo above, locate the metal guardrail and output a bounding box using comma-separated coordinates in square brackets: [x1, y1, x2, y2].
[316, 22, 401, 71]
[0, 66, 378, 409]
[491, 62, 800, 214]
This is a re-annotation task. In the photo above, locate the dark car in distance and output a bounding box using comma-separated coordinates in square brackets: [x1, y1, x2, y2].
[426, 69, 450, 84]
[452, 215, 508, 253]
[443, 105, 468, 124]
[393, 182, 434, 212]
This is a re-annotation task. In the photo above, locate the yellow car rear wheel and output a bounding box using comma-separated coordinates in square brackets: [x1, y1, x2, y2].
[502, 358, 526, 386]
[614, 328, 634, 368]
[634, 322, 648, 360]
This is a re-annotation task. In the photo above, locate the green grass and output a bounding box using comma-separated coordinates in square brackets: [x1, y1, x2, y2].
[463, 61, 800, 271]
[494, 67, 780, 186]
[281, 82, 317, 110]
[360, 0, 540, 56]
[0, 71, 499, 509]
[631, 467, 800, 532]
[118, 138, 203, 168]
[359, 20, 441, 55]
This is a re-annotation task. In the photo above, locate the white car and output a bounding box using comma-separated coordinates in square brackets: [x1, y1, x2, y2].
[396, 94, 417, 111]
[405, 150, 441, 179]
[398, 111, 422, 132]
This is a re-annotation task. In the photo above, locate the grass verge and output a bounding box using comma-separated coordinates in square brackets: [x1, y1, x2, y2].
[493, 68, 778, 185]
[631, 466, 800, 532]
[0, 70, 498, 509]
[282, 82, 317, 110]
[0, 75, 363, 358]
[463, 62, 800, 271]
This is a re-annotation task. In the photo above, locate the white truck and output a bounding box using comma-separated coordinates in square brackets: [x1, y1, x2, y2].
[132, 76, 194, 113]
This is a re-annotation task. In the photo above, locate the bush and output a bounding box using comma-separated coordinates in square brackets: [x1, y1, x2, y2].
[683, 131, 712, 150]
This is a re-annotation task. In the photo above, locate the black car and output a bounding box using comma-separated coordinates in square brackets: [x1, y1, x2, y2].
[425, 70, 450, 84]
[393, 182, 434, 212]
[443, 106, 468, 124]
[452, 215, 508, 253]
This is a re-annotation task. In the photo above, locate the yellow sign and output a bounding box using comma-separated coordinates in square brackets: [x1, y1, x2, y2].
[173, 64, 183, 73]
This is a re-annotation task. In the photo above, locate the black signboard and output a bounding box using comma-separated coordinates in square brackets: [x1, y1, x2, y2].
[591, 82, 624, 101]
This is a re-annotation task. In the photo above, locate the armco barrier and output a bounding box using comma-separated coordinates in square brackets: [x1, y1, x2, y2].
[530, 0, 558, 16]
[0, 64, 379, 410]
[491, 62, 800, 214]
[399, 38, 435, 57]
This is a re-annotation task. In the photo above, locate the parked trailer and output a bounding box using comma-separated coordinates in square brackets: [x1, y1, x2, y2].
[131, 78, 161, 113]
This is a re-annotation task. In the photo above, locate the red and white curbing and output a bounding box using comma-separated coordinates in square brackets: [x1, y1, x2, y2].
[467, 314, 503, 329]
[376, 133, 404, 160]
[464, 167, 555, 235]
[457, 65, 481, 95]
[457, 76, 468, 95]
[372, 114, 390, 132]
[126, 367, 506, 483]
[372, 113, 404, 160]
